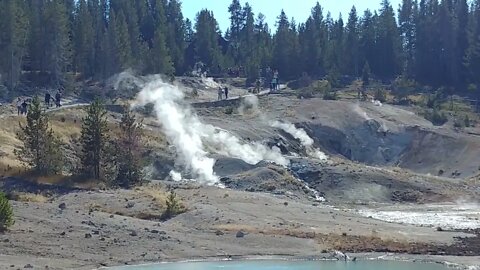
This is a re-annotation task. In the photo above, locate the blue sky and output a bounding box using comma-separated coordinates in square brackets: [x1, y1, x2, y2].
[182, 0, 402, 32]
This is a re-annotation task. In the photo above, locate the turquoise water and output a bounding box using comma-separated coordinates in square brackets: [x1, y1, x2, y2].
[112, 260, 450, 270]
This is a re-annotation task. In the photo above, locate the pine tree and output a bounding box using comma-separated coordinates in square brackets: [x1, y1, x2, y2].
[80, 99, 109, 181]
[465, 1, 480, 88]
[15, 96, 63, 176]
[273, 10, 291, 78]
[325, 15, 344, 76]
[359, 9, 377, 77]
[227, 0, 245, 65]
[195, 9, 224, 74]
[376, 0, 402, 79]
[166, 0, 187, 74]
[456, 0, 469, 85]
[254, 13, 273, 68]
[43, 0, 73, 85]
[149, 27, 175, 75]
[115, 11, 132, 70]
[345, 6, 360, 76]
[299, 2, 327, 77]
[73, 0, 95, 77]
[398, 0, 418, 77]
[113, 108, 144, 188]
[0, 0, 29, 90]
[0, 192, 14, 232]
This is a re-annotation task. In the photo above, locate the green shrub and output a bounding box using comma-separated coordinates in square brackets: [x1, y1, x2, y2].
[161, 191, 185, 220]
[225, 106, 234, 114]
[0, 192, 14, 232]
[392, 76, 417, 102]
[424, 108, 448, 126]
[374, 88, 387, 103]
[323, 90, 337, 100]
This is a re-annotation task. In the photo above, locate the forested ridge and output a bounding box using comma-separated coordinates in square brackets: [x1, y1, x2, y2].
[1, 0, 480, 96]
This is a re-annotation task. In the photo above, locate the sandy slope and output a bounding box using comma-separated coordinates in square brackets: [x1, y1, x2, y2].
[0, 183, 478, 270]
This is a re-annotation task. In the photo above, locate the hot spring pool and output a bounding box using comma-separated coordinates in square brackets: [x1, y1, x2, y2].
[109, 260, 451, 270]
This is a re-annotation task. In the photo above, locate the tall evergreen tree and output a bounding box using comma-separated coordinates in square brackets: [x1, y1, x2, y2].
[399, 0, 418, 77]
[166, 0, 187, 74]
[376, 0, 402, 79]
[0, 0, 29, 90]
[43, 0, 73, 85]
[113, 108, 144, 188]
[195, 9, 224, 74]
[273, 10, 292, 78]
[80, 99, 109, 181]
[227, 0, 245, 65]
[15, 96, 63, 176]
[465, 0, 480, 87]
[359, 9, 377, 77]
[345, 6, 360, 76]
[73, 0, 95, 77]
[300, 2, 327, 77]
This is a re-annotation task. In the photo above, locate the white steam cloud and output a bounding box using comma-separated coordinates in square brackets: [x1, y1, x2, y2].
[238, 95, 259, 115]
[134, 78, 289, 185]
[169, 170, 182, 181]
[271, 121, 328, 161]
[135, 79, 218, 184]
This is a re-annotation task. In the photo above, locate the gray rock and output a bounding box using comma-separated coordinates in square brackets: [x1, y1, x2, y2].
[129, 230, 138, 237]
[126, 202, 135, 208]
[58, 203, 66, 210]
[85, 233, 92, 239]
[235, 231, 245, 238]
[24, 264, 33, 269]
[215, 230, 224, 236]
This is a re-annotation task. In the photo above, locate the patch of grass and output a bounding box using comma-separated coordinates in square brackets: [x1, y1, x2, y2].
[135, 185, 168, 207]
[161, 191, 186, 220]
[213, 223, 433, 254]
[10, 192, 50, 203]
[225, 107, 234, 115]
[423, 109, 448, 126]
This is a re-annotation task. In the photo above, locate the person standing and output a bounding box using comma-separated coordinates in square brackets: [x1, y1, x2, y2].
[224, 87, 229, 99]
[45, 92, 51, 108]
[16, 98, 22, 115]
[217, 87, 223, 101]
[55, 91, 61, 108]
[21, 99, 28, 115]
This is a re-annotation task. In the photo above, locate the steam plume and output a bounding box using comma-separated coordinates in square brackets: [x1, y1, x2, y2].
[134, 78, 289, 184]
[271, 121, 328, 161]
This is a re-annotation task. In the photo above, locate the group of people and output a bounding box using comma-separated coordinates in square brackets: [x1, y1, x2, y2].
[270, 70, 279, 91]
[16, 98, 30, 115]
[44, 91, 62, 108]
[217, 86, 229, 101]
[15, 90, 62, 116]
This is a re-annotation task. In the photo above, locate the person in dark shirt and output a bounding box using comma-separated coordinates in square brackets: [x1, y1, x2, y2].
[224, 87, 229, 99]
[55, 91, 62, 108]
[45, 92, 51, 108]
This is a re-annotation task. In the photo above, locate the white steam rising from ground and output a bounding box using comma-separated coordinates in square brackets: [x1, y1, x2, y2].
[271, 121, 328, 161]
[237, 95, 260, 115]
[134, 78, 288, 185]
[136, 79, 218, 184]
